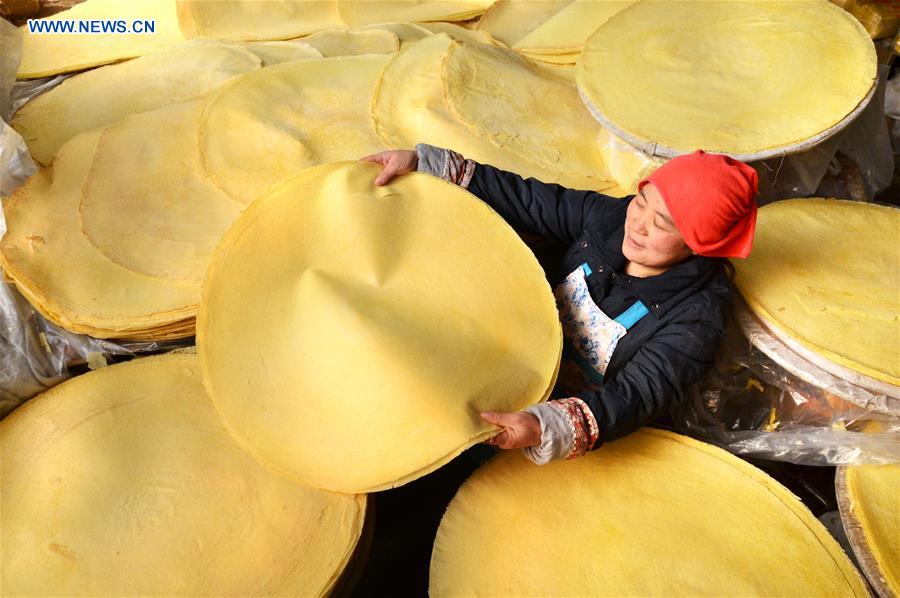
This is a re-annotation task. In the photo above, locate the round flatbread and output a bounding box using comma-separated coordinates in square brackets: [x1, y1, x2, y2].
[837, 464, 900, 598]
[431, 428, 868, 596]
[733, 199, 899, 387]
[198, 161, 561, 493]
[0, 353, 366, 596]
[577, 1, 877, 158]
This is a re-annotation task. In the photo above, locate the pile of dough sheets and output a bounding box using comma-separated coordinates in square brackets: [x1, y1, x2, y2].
[431, 429, 869, 596]
[837, 463, 900, 598]
[475, 0, 634, 65]
[0, 352, 367, 596]
[4, 28, 617, 341]
[15, 0, 496, 78]
[733, 199, 900, 391]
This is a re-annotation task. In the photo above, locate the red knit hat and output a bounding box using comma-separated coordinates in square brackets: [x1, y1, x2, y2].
[638, 150, 758, 259]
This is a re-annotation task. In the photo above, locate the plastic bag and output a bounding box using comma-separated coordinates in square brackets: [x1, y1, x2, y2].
[673, 314, 900, 466]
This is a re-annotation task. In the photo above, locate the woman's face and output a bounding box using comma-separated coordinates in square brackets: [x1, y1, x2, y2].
[622, 183, 692, 271]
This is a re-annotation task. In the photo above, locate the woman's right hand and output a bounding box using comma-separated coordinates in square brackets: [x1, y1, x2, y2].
[361, 150, 418, 186]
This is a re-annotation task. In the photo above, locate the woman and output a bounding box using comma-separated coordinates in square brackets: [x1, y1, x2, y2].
[363, 144, 758, 464]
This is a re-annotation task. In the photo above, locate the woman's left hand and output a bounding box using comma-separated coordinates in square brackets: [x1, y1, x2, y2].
[481, 411, 542, 449]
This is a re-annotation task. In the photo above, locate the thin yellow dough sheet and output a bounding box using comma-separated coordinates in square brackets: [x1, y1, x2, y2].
[514, 0, 635, 52]
[417, 21, 500, 46]
[431, 429, 868, 596]
[242, 40, 323, 65]
[200, 54, 390, 204]
[838, 464, 900, 597]
[475, 0, 572, 47]
[577, 1, 877, 156]
[444, 41, 608, 183]
[17, 0, 186, 78]
[198, 162, 562, 493]
[0, 353, 366, 597]
[733, 199, 900, 386]
[372, 35, 622, 193]
[79, 100, 244, 286]
[299, 28, 400, 56]
[360, 21, 432, 47]
[176, 0, 344, 41]
[12, 41, 261, 165]
[338, 0, 494, 26]
[0, 130, 198, 338]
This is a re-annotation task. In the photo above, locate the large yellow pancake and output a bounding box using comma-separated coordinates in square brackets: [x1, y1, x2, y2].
[200, 54, 389, 204]
[474, 0, 572, 47]
[198, 162, 562, 494]
[838, 464, 900, 597]
[17, 0, 186, 78]
[577, 0, 877, 157]
[0, 130, 197, 339]
[431, 428, 868, 596]
[12, 42, 260, 165]
[372, 35, 622, 194]
[79, 100, 243, 285]
[443, 41, 608, 184]
[176, 0, 344, 41]
[299, 27, 400, 56]
[513, 0, 634, 52]
[0, 353, 366, 596]
[733, 199, 900, 387]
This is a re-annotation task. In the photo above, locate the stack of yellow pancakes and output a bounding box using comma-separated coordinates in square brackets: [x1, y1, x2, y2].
[0, 353, 367, 596]
[4, 30, 620, 340]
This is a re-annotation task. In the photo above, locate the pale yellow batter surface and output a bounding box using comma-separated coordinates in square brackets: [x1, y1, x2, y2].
[444, 41, 608, 184]
[841, 464, 900, 596]
[733, 199, 899, 386]
[79, 100, 243, 285]
[200, 54, 390, 204]
[176, 0, 344, 41]
[17, 0, 186, 78]
[241, 40, 323, 65]
[0, 130, 198, 339]
[474, 0, 572, 47]
[198, 162, 562, 493]
[372, 35, 622, 193]
[431, 429, 867, 596]
[577, 1, 877, 155]
[338, 0, 493, 26]
[0, 353, 366, 597]
[299, 28, 399, 56]
[12, 42, 260, 165]
[177, 0, 491, 40]
[514, 0, 634, 52]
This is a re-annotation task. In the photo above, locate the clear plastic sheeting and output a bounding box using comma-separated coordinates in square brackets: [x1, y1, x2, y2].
[754, 64, 894, 203]
[0, 275, 190, 419]
[674, 317, 900, 467]
[1, 17, 37, 196]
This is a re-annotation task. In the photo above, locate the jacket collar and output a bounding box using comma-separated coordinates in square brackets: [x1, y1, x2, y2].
[598, 225, 722, 319]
